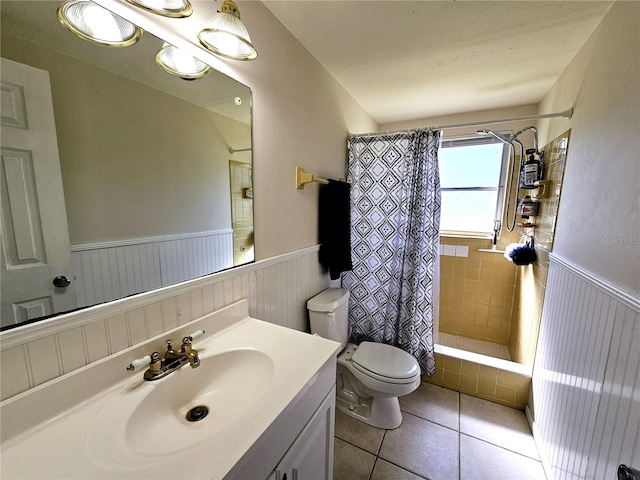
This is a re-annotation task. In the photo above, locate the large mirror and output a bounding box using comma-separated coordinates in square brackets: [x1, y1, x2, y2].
[0, 1, 253, 330]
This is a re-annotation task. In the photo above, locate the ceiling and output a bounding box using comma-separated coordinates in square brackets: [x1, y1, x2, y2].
[262, 0, 614, 125]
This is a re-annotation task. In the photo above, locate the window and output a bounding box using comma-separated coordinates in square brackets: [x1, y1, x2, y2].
[438, 137, 508, 236]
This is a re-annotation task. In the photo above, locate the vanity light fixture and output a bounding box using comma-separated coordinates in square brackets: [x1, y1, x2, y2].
[58, 0, 142, 47]
[57, 0, 142, 47]
[124, 0, 192, 18]
[198, 0, 257, 61]
[155, 43, 212, 80]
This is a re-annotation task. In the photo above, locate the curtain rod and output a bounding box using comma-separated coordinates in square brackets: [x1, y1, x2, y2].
[350, 107, 573, 139]
[229, 147, 252, 154]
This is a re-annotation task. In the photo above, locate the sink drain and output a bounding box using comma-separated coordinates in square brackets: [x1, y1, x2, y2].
[186, 405, 209, 422]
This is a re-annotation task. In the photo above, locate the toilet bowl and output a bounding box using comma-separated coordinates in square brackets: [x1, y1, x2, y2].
[307, 288, 421, 429]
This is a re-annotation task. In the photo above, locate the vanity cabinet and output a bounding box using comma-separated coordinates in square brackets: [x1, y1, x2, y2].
[223, 353, 338, 480]
[273, 389, 335, 480]
[0, 301, 341, 480]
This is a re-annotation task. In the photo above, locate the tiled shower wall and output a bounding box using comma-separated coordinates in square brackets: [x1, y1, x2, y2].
[509, 254, 549, 365]
[509, 130, 569, 365]
[441, 130, 570, 364]
[0, 247, 328, 401]
[439, 232, 520, 345]
[229, 160, 254, 266]
[425, 350, 531, 409]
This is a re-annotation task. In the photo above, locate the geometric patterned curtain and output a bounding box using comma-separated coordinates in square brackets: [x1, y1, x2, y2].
[342, 128, 441, 375]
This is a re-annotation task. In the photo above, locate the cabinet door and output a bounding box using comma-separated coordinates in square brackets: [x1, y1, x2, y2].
[275, 389, 335, 480]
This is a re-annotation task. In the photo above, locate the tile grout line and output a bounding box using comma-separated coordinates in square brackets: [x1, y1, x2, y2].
[400, 410, 460, 435]
[459, 432, 543, 463]
[335, 384, 544, 480]
[367, 429, 386, 480]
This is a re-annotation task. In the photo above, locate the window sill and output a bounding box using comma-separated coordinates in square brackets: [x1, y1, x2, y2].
[439, 231, 493, 240]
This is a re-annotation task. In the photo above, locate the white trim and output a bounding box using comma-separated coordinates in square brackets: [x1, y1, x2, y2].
[549, 253, 640, 313]
[434, 343, 532, 376]
[70, 229, 233, 251]
[526, 405, 554, 480]
[0, 245, 321, 349]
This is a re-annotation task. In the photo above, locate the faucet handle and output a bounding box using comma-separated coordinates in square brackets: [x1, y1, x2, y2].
[126, 355, 151, 371]
[189, 329, 205, 341]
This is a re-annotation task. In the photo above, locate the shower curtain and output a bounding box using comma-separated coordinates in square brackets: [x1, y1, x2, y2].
[342, 128, 441, 375]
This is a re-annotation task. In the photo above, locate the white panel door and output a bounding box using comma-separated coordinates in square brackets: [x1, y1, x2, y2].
[1, 58, 76, 328]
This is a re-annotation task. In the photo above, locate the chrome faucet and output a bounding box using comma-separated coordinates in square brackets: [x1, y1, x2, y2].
[127, 334, 203, 381]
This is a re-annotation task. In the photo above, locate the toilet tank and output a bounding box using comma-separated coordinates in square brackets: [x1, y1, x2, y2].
[307, 288, 350, 349]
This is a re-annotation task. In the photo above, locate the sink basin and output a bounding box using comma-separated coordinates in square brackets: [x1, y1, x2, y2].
[125, 348, 274, 455]
[84, 342, 276, 467]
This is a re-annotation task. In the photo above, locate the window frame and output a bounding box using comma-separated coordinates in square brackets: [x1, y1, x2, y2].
[438, 134, 511, 238]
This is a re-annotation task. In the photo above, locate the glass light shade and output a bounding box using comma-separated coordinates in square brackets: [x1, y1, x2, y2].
[198, 0, 257, 61]
[124, 0, 192, 18]
[156, 43, 212, 79]
[57, 0, 142, 47]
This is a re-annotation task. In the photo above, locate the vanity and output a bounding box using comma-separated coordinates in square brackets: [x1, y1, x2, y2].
[0, 300, 341, 479]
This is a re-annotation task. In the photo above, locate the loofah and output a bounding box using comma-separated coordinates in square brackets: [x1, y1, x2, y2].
[509, 245, 536, 266]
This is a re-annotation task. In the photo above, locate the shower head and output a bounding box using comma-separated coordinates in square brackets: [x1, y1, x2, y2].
[476, 129, 512, 145]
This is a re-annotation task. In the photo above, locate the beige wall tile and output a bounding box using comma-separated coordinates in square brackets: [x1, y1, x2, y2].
[444, 357, 462, 373]
[497, 370, 518, 389]
[443, 370, 461, 389]
[477, 380, 496, 397]
[479, 365, 498, 383]
[425, 369, 444, 386]
[459, 375, 478, 394]
[495, 385, 516, 404]
[461, 360, 479, 377]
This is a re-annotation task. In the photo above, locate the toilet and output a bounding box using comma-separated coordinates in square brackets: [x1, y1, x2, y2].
[307, 288, 421, 429]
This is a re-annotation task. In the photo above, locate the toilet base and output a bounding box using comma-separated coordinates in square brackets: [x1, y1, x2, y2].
[336, 391, 403, 429]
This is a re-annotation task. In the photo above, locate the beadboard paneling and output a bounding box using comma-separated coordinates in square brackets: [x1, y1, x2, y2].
[1, 246, 328, 401]
[586, 300, 640, 479]
[70, 230, 234, 308]
[532, 254, 640, 480]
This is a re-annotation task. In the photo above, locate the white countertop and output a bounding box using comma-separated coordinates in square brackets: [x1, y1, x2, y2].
[0, 300, 340, 479]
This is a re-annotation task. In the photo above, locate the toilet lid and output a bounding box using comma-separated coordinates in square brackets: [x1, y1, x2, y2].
[351, 342, 420, 380]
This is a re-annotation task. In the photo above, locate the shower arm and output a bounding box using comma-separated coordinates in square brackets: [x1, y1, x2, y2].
[512, 126, 538, 152]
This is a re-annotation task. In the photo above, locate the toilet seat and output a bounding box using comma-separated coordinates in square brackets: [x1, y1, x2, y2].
[351, 342, 420, 385]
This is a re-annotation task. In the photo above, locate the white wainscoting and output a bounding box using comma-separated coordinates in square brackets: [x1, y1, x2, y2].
[531, 254, 640, 480]
[70, 230, 234, 308]
[0, 246, 328, 401]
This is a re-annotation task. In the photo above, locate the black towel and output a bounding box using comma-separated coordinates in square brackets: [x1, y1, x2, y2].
[318, 179, 352, 280]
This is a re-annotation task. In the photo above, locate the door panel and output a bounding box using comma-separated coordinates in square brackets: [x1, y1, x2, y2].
[1, 58, 76, 327]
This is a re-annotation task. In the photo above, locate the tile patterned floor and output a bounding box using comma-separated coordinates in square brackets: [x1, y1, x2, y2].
[334, 382, 547, 480]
